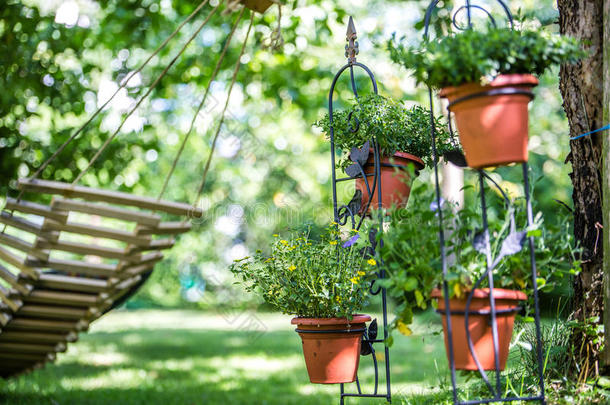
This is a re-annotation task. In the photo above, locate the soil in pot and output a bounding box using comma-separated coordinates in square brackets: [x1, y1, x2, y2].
[354, 150, 424, 214]
[432, 288, 526, 371]
[291, 314, 371, 384]
[440, 74, 538, 169]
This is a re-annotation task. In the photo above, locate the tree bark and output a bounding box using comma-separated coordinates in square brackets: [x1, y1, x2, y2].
[602, 0, 610, 368]
[557, 0, 605, 378]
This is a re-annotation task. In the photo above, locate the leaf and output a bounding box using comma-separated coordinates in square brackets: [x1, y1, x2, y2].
[414, 290, 424, 307]
[396, 320, 412, 336]
[527, 229, 542, 238]
[443, 149, 467, 168]
[453, 283, 463, 299]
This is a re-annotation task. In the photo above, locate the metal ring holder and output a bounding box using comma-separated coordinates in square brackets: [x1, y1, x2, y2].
[327, 17, 392, 404]
[423, 1, 546, 404]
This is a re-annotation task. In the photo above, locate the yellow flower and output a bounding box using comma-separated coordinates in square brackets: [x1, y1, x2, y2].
[335, 296, 342, 303]
[349, 276, 360, 284]
[357, 271, 365, 276]
[288, 265, 296, 271]
[329, 240, 338, 245]
[273, 234, 279, 237]
[397, 320, 412, 336]
[367, 258, 377, 266]
[280, 240, 288, 246]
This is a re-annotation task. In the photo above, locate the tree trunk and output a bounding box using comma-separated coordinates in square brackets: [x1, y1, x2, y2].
[557, 0, 605, 379]
[602, 0, 610, 370]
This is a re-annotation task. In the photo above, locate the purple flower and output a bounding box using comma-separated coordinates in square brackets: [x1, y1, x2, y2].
[429, 197, 446, 213]
[343, 234, 360, 248]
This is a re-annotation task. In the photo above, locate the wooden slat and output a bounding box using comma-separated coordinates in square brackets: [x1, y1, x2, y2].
[0, 212, 56, 240]
[0, 232, 49, 261]
[0, 331, 73, 344]
[0, 285, 22, 312]
[35, 274, 109, 293]
[0, 312, 11, 327]
[123, 264, 154, 278]
[44, 219, 151, 246]
[18, 179, 203, 217]
[127, 238, 175, 254]
[18, 305, 88, 321]
[35, 239, 131, 260]
[0, 245, 39, 280]
[136, 221, 191, 236]
[0, 342, 63, 354]
[0, 351, 54, 362]
[5, 318, 86, 332]
[52, 198, 162, 227]
[4, 198, 68, 223]
[121, 251, 163, 270]
[0, 264, 32, 295]
[23, 290, 99, 307]
[26, 258, 117, 278]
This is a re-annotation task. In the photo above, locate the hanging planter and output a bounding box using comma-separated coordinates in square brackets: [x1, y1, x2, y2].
[291, 314, 371, 384]
[354, 149, 424, 212]
[439, 74, 538, 168]
[432, 288, 525, 371]
[388, 26, 586, 169]
[314, 94, 454, 214]
[230, 226, 379, 385]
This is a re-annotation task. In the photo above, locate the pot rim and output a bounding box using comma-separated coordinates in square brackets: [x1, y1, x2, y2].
[290, 314, 372, 326]
[431, 288, 527, 301]
[360, 148, 425, 170]
[439, 73, 539, 99]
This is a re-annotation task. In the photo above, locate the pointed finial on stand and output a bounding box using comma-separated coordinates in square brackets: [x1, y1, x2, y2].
[345, 16, 359, 64]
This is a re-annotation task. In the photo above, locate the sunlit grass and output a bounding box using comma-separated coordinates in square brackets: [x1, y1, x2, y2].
[1, 310, 587, 404]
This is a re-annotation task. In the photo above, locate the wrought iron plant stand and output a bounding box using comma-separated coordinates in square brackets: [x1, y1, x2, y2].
[423, 1, 547, 404]
[325, 17, 392, 404]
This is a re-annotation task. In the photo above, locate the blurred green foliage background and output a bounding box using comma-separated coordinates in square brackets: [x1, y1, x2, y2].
[0, 0, 573, 310]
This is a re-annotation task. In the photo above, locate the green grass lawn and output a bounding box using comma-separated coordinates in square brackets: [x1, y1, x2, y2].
[0, 310, 451, 404]
[0, 310, 598, 405]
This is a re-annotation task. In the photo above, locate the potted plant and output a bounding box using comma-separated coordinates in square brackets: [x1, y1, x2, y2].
[230, 225, 375, 384]
[388, 27, 585, 168]
[314, 94, 454, 213]
[379, 186, 580, 370]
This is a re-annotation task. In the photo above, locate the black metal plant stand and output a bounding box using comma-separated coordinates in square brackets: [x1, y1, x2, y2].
[327, 17, 392, 404]
[423, 1, 546, 404]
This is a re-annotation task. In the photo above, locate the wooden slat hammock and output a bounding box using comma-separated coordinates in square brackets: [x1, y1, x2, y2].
[0, 0, 272, 378]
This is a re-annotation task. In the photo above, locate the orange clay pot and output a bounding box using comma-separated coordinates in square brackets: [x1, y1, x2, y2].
[440, 74, 539, 169]
[432, 288, 526, 371]
[291, 314, 371, 384]
[355, 150, 424, 213]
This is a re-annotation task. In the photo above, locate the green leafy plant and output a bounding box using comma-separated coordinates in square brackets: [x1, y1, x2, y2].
[313, 94, 456, 169]
[378, 185, 581, 335]
[230, 225, 375, 319]
[387, 27, 586, 89]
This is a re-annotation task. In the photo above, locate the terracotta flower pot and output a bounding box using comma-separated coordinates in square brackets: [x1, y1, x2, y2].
[291, 314, 371, 384]
[439, 74, 539, 169]
[354, 150, 424, 213]
[432, 288, 526, 371]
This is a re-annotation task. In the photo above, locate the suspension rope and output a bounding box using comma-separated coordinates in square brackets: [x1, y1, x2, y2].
[24, 0, 211, 189]
[193, 12, 254, 206]
[157, 6, 246, 200]
[72, 0, 223, 186]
